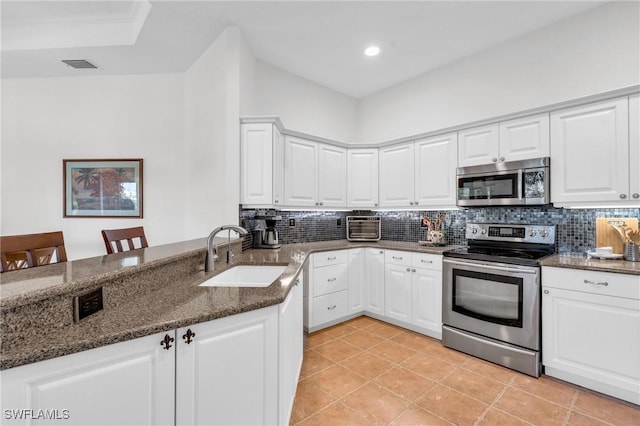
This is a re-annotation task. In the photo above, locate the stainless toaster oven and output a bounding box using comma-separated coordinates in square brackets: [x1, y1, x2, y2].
[347, 216, 381, 241]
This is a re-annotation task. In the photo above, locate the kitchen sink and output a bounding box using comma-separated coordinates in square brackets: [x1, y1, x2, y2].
[199, 265, 286, 287]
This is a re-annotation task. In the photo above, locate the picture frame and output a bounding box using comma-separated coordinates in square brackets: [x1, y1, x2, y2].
[63, 159, 143, 218]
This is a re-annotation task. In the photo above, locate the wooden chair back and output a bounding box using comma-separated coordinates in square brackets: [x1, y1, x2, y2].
[1, 231, 68, 272]
[101, 227, 148, 254]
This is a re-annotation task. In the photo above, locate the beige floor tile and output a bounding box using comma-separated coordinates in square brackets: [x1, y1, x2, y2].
[297, 401, 380, 426]
[442, 368, 506, 404]
[460, 356, 517, 384]
[573, 390, 640, 426]
[389, 406, 453, 425]
[345, 316, 379, 329]
[369, 339, 418, 364]
[401, 352, 457, 381]
[420, 341, 469, 365]
[366, 321, 406, 339]
[305, 364, 368, 399]
[417, 384, 489, 426]
[342, 382, 411, 424]
[476, 408, 532, 426]
[375, 367, 438, 402]
[341, 329, 384, 349]
[299, 349, 335, 379]
[305, 330, 336, 349]
[313, 339, 362, 362]
[322, 323, 358, 339]
[511, 374, 578, 407]
[390, 330, 432, 351]
[494, 387, 568, 425]
[341, 351, 395, 379]
[566, 411, 610, 426]
[290, 380, 334, 424]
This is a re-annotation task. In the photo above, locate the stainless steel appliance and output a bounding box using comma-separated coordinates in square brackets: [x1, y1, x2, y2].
[442, 223, 555, 377]
[347, 216, 381, 241]
[456, 157, 550, 207]
[253, 215, 281, 249]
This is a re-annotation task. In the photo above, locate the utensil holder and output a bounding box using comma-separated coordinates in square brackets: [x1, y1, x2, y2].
[623, 243, 640, 262]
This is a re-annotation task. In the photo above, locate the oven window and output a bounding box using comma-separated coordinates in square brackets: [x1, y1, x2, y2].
[458, 172, 519, 200]
[452, 269, 523, 327]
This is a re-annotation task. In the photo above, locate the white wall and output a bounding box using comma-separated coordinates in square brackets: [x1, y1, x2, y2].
[253, 60, 358, 142]
[0, 74, 186, 259]
[356, 2, 640, 143]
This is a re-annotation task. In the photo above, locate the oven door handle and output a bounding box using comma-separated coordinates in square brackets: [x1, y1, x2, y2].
[444, 259, 538, 274]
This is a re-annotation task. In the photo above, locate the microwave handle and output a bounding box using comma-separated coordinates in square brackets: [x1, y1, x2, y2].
[517, 170, 523, 200]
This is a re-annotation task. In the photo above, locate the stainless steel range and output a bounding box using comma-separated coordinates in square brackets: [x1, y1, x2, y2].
[442, 223, 556, 377]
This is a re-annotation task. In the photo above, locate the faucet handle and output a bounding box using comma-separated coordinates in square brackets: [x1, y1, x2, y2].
[227, 249, 234, 264]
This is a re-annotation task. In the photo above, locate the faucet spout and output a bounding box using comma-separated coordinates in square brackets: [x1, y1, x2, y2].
[205, 225, 249, 272]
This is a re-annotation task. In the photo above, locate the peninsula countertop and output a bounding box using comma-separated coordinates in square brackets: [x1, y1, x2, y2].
[0, 239, 455, 370]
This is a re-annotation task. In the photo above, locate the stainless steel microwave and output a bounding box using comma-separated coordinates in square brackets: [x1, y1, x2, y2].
[456, 157, 550, 207]
[347, 216, 381, 241]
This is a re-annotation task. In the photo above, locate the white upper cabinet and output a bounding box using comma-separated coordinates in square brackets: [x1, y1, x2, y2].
[414, 133, 458, 207]
[318, 144, 347, 207]
[499, 114, 550, 162]
[629, 94, 639, 202]
[283, 136, 347, 208]
[347, 149, 379, 208]
[550, 97, 631, 205]
[284, 136, 318, 207]
[458, 124, 499, 167]
[459, 115, 549, 167]
[240, 123, 274, 206]
[379, 143, 415, 207]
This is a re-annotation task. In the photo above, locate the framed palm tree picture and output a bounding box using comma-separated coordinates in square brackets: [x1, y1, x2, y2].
[63, 159, 143, 218]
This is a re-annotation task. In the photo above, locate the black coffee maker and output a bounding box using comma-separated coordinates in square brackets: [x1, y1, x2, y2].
[253, 215, 281, 249]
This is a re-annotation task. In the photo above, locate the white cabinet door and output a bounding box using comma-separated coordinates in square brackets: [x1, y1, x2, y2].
[629, 94, 640, 202]
[318, 143, 347, 207]
[379, 143, 415, 207]
[542, 287, 640, 404]
[458, 124, 499, 167]
[0, 332, 175, 426]
[414, 133, 458, 207]
[284, 136, 318, 207]
[347, 149, 379, 208]
[365, 248, 385, 315]
[348, 248, 365, 313]
[241, 123, 274, 206]
[499, 114, 550, 162]
[279, 278, 304, 426]
[273, 125, 285, 206]
[412, 267, 442, 338]
[550, 98, 630, 204]
[385, 264, 412, 323]
[176, 306, 278, 426]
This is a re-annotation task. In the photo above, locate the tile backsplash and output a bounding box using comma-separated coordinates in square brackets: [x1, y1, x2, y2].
[240, 207, 640, 254]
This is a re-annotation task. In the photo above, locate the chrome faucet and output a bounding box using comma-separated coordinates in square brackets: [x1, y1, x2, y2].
[205, 225, 249, 272]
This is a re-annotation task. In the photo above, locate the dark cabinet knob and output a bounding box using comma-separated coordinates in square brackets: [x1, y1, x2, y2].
[182, 328, 196, 345]
[160, 334, 174, 350]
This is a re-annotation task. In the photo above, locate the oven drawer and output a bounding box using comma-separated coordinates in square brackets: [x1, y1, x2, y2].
[542, 267, 639, 300]
[313, 263, 348, 297]
[412, 253, 441, 270]
[313, 290, 348, 325]
[313, 250, 348, 268]
[385, 250, 410, 266]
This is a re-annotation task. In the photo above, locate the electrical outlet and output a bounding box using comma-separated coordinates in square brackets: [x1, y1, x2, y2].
[337, 218, 342, 227]
[74, 287, 103, 322]
[289, 218, 295, 227]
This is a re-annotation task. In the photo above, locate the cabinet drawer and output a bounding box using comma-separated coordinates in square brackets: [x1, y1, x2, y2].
[313, 291, 348, 325]
[313, 250, 348, 268]
[385, 250, 410, 266]
[543, 267, 640, 300]
[411, 253, 442, 270]
[313, 263, 348, 297]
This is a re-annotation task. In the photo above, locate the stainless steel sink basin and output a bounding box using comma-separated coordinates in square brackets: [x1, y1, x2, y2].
[199, 265, 286, 287]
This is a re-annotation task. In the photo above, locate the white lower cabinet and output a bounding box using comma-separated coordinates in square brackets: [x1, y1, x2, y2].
[0, 331, 175, 426]
[306, 251, 349, 331]
[542, 267, 640, 405]
[385, 252, 413, 322]
[411, 253, 443, 338]
[365, 248, 385, 315]
[348, 248, 366, 313]
[2, 290, 304, 426]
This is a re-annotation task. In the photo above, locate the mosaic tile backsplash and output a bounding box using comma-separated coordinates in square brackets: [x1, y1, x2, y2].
[240, 207, 640, 254]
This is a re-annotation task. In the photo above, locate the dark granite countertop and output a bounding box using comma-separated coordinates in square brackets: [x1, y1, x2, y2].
[540, 253, 640, 275]
[0, 239, 454, 370]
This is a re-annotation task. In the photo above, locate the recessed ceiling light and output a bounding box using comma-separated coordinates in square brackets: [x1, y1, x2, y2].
[364, 45, 380, 57]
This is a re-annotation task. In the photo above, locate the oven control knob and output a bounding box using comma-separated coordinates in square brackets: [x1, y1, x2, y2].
[471, 228, 478, 234]
[481, 229, 487, 235]
[529, 230, 537, 237]
[540, 230, 549, 238]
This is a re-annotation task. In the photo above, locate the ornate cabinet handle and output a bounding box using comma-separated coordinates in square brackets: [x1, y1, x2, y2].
[160, 334, 174, 350]
[182, 328, 196, 344]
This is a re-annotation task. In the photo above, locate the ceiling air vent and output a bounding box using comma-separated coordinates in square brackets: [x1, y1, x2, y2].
[62, 59, 98, 69]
